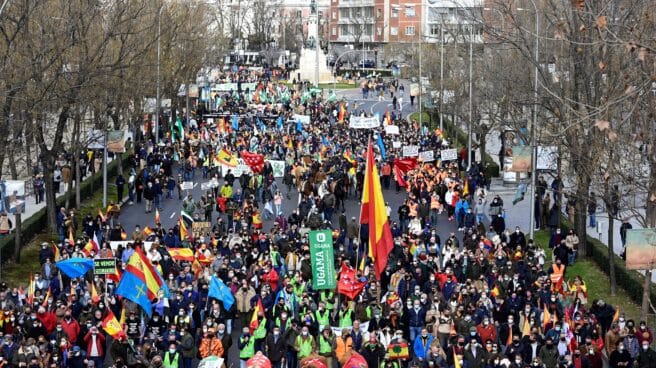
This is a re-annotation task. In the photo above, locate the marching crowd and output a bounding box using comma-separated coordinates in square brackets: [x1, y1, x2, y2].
[0, 68, 653, 368]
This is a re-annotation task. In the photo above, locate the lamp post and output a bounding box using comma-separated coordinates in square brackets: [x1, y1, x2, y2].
[155, 5, 164, 144]
[333, 49, 359, 90]
[439, 24, 444, 131]
[467, 23, 473, 170]
[526, 0, 539, 241]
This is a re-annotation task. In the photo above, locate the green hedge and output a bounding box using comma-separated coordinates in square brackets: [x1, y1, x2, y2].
[435, 112, 501, 178]
[0, 153, 132, 262]
[560, 219, 656, 307]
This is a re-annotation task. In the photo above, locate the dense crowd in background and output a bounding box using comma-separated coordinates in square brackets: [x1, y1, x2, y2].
[0, 68, 652, 368]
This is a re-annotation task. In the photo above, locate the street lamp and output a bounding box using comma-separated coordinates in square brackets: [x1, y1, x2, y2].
[332, 49, 360, 90]
[155, 4, 164, 144]
[521, 0, 540, 240]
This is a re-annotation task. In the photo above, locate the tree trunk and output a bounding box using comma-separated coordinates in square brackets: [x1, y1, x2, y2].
[76, 156, 81, 208]
[13, 212, 21, 263]
[574, 174, 590, 257]
[607, 215, 616, 296]
[44, 156, 58, 234]
[643, 270, 652, 322]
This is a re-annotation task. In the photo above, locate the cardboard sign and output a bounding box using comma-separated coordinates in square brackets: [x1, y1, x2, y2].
[419, 150, 435, 162]
[440, 148, 458, 161]
[385, 125, 400, 135]
[220, 159, 285, 178]
[392, 141, 402, 149]
[180, 181, 194, 190]
[349, 116, 380, 129]
[293, 114, 311, 125]
[402, 145, 420, 157]
[192, 222, 212, 239]
[93, 258, 117, 275]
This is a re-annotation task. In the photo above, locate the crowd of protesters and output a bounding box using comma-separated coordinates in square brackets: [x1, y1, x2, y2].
[0, 68, 652, 368]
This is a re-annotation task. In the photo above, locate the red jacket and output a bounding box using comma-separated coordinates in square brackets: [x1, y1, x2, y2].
[84, 331, 106, 357]
[37, 311, 57, 334]
[61, 318, 81, 343]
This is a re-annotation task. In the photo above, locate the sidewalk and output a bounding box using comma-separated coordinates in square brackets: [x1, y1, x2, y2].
[5, 156, 116, 231]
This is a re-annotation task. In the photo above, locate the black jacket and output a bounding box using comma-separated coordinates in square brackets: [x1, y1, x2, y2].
[266, 333, 287, 362]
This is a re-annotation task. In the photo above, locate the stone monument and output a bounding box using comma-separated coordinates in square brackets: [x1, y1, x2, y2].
[293, 0, 333, 85]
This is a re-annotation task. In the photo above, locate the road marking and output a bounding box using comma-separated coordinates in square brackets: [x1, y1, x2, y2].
[193, 183, 198, 188]
[169, 212, 175, 219]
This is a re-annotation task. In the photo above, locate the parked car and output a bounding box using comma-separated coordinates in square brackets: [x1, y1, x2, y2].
[358, 60, 376, 68]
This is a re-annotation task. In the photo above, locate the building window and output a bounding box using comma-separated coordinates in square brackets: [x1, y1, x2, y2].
[390, 27, 398, 35]
[430, 24, 440, 36]
[377, 26, 382, 36]
[405, 26, 415, 35]
[364, 7, 374, 18]
[296, 10, 302, 18]
[405, 6, 415, 17]
[332, 27, 337, 36]
[377, 8, 382, 18]
[340, 9, 349, 18]
[340, 24, 349, 36]
[391, 8, 399, 17]
[332, 11, 337, 19]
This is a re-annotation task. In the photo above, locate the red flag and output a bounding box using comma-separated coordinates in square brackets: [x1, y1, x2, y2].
[393, 165, 407, 188]
[343, 352, 369, 368]
[337, 262, 366, 300]
[360, 142, 394, 279]
[250, 299, 265, 332]
[240, 151, 265, 173]
[392, 157, 418, 173]
[102, 309, 126, 340]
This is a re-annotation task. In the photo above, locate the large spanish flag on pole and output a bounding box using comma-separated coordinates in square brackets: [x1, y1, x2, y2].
[360, 141, 393, 280]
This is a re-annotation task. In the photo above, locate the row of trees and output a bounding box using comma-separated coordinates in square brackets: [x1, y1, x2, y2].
[0, 0, 226, 233]
[413, 0, 655, 318]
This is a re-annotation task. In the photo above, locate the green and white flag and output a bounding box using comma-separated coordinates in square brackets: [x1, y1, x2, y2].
[309, 230, 337, 290]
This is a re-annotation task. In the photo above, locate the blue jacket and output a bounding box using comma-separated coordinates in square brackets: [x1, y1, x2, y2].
[413, 334, 434, 360]
[408, 307, 427, 327]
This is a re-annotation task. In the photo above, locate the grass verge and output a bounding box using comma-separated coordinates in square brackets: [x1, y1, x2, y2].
[534, 230, 641, 320]
[408, 111, 431, 123]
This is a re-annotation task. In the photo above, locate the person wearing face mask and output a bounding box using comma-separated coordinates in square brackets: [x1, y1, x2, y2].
[636, 341, 656, 368]
[624, 333, 640, 360]
[199, 327, 224, 359]
[235, 282, 256, 326]
[412, 328, 434, 361]
[266, 327, 287, 368]
[294, 326, 316, 361]
[161, 343, 181, 368]
[408, 300, 426, 342]
[361, 334, 386, 368]
[537, 337, 558, 368]
[637, 322, 654, 347]
[610, 342, 633, 368]
[59, 310, 80, 343]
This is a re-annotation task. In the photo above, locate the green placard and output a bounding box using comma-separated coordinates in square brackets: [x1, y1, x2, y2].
[93, 258, 117, 275]
[309, 230, 337, 290]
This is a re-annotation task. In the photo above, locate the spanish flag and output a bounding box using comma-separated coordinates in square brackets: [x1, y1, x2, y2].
[52, 242, 61, 262]
[506, 327, 513, 346]
[143, 226, 154, 237]
[338, 102, 346, 123]
[360, 142, 393, 280]
[91, 283, 100, 304]
[98, 209, 106, 223]
[120, 230, 128, 240]
[102, 309, 126, 340]
[453, 347, 462, 368]
[68, 228, 75, 246]
[543, 307, 551, 330]
[613, 306, 620, 322]
[179, 217, 189, 241]
[522, 317, 531, 336]
[384, 109, 392, 125]
[463, 179, 469, 196]
[168, 248, 194, 262]
[343, 150, 356, 165]
[155, 209, 160, 225]
[250, 299, 264, 332]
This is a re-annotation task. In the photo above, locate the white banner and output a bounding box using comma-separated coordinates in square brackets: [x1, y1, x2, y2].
[330, 321, 370, 337]
[293, 114, 311, 125]
[220, 159, 285, 178]
[440, 148, 458, 161]
[419, 150, 435, 162]
[385, 125, 400, 135]
[349, 116, 380, 129]
[392, 141, 402, 149]
[110, 241, 154, 252]
[402, 145, 420, 157]
[180, 181, 194, 190]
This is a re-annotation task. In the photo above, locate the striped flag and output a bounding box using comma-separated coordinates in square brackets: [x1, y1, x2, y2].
[155, 209, 160, 224]
[360, 141, 393, 280]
